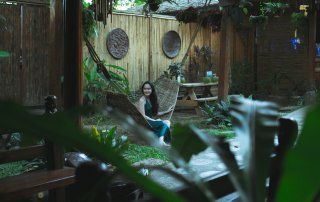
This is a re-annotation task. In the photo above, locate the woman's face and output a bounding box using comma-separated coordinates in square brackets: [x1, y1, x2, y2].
[143, 83, 152, 97]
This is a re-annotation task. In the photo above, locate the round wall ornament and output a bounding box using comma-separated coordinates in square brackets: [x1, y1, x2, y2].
[162, 31, 181, 59]
[106, 28, 129, 59]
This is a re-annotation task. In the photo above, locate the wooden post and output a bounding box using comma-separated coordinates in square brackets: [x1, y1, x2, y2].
[48, 2, 67, 201]
[218, 10, 233, 101]
[308, 1, 317, 87]
[49, 0, 64, 107]
[63, 0, 83, 126]
[148, 15, 152, 81]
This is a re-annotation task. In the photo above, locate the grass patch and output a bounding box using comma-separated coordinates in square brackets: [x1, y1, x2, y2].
[0, 161, 30, 179]
[122, 144, 168, 164]
[83, 113, 116, 126]
[204, 128, 236, 139]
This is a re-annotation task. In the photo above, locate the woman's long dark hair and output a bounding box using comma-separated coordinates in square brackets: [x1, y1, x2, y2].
[141, 81, 158, 116]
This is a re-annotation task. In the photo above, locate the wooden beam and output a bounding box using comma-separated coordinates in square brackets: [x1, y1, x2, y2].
[218, 10, 233, 101]
[0, 167, 75, 202]
[63, 0, 83, 125]
[308, 1, 317, 85]
[148, 16, 152, 81]
[49, 0, 64, 107]
[0, 145, 46, 164]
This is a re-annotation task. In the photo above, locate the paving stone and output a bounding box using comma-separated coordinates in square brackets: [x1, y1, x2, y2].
[190, 158, 213, 166]
[199, 170, 220, 178]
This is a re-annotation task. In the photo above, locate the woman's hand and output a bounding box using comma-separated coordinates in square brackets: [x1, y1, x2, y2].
[167, 104, 175, 113]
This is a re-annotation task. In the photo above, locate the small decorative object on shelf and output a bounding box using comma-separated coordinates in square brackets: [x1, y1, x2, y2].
[316, 43, 320, 57]
[291, 37, 301, 50]
[206, 71, 213, 77]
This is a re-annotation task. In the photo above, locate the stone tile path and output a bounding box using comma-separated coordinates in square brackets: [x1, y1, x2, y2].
[138, 107, 308, 201]
[283, 106, 309, 132]
[137, 139, 242, 201]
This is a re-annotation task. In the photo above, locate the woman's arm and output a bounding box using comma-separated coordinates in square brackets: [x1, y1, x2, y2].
[157, 105, 174, 116]
[135, 97, 156, 121]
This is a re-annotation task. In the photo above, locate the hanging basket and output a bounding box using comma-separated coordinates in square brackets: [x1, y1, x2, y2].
[149, 3, 160, 11]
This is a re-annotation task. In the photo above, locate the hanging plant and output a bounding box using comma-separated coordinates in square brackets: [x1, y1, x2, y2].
[243, 1, 289, 26]
[147, 0, 160, 11]
[260, 2, 289, 17]
[82, 2, 98, 39]
[200, 9, 222, 32]
[291, 12, 309, 38]
[176, 7, 222, 32]
[141, 0, 176, 13]
[176, 6, 198, 23]
[249, 15, 268, 24]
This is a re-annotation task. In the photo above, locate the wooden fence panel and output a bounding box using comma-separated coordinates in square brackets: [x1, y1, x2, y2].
[22, 5, 50, 105]
[0, 5, 21, 102]
[257, 15, 309, 96]
[90, 13, 221, 90]
[93, 14, 150, 90]
[149, 17, 191, 82]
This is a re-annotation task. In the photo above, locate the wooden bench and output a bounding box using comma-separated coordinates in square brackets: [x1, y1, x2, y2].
[195, 96, 218, 102]
[0, 97, 75, 202]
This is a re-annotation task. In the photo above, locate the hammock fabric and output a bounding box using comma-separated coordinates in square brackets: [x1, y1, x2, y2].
[106, 76, 180, 130]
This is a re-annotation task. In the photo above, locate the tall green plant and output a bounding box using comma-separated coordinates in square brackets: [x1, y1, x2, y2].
[82, 0, 97, 39]
[202, 100, 231, 128]
[230, 60, 254, 96]
[291, 12, 309, 37]
[83, 57, 130, 104]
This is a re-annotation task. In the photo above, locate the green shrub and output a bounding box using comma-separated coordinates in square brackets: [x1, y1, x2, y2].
[202, 100, 231, 128]
[230, 60, 254, 97]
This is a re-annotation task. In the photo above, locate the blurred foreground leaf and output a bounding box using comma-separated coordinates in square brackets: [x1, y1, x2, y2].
[277, 105, 320, 202]
[171, 124, 207, 162]
[0, 101, 184, 202]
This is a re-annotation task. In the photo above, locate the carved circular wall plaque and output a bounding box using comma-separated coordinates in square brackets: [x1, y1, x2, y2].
[106, 28, 129, 59]
[162, 31, 181, 59]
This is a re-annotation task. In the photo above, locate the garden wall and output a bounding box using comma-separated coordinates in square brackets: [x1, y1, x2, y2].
[88, 13, 221, 90]
[256, 15, 310, 96]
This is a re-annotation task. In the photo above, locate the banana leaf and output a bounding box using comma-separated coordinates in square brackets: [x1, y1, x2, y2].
[229, 96, 279, 202]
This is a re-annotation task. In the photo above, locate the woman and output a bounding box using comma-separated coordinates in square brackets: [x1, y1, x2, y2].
[136, 81, 173, 146]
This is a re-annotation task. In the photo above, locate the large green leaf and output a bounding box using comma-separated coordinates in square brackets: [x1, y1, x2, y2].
[191, 126, 247, 201]
[0, 101, 184, 202]
[276, 105, 320, 202]
[105, 64, 127, 72]
[171, 124, 207, 162]
[229, 96, 279, 202]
